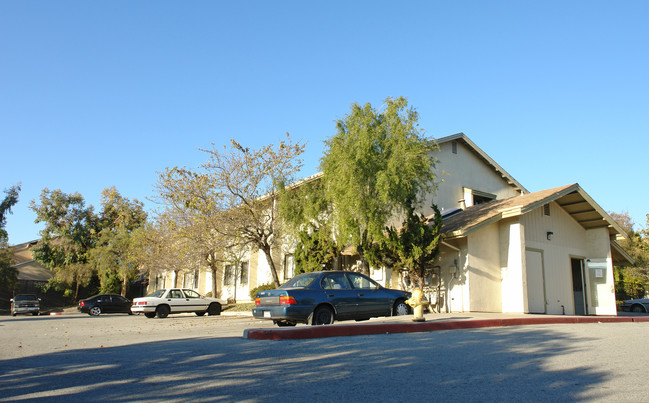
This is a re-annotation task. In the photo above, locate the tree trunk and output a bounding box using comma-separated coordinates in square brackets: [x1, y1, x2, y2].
[262, 245, 281, 288]
[121, 276, 128, 297]
[210, 264, 218, 298]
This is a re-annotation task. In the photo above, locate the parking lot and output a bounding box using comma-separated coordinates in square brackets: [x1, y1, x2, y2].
[1, 311, 649, 402]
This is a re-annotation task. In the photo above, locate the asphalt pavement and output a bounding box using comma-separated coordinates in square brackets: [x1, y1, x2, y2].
[1, 310, 648, 402]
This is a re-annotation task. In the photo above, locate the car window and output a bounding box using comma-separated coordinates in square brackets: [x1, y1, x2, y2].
[347, 273, 379, 290]
[183, 289, 201, 298]
[280, 273, 319, 289]
[15, 295, 38, 301]
[321, 273, 352, 290]
[169, 290, 183, 299]
[147, 290, 165, 298]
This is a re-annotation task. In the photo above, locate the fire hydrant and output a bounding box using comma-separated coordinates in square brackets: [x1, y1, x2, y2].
[406, 289, 429, 322]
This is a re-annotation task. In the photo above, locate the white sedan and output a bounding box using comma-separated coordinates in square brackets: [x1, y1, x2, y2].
[132, 288, 228, 319]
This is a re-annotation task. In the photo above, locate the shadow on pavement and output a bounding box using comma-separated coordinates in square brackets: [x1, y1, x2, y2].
[0, 326, 610, 402]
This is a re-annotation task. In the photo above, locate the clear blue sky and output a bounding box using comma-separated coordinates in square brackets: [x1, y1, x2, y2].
[2, 1, 648, 245]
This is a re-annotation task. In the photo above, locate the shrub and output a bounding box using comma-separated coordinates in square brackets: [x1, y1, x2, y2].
[249, 283, 276, 299]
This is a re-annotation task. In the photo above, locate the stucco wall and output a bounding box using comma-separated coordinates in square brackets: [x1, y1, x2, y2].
[521, 202, 615, 315]
[422, 140, 522, 217]
[499, 218, 527, 313]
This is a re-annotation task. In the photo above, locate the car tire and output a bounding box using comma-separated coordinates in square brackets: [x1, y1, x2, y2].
[89, 306, 102, 316]
[393, 300, 411, 316]
[311, 305, 335, 325]
[631, 304, 646, 313]
[156, 305, 170, 319]
[275, 321, 297, 327]
[144, 312, 156, 318]
[128, 309, 133, 315]
[32, 312, 39, 316]
[195, 311, 206, 316]
[208, 303, 222, 316]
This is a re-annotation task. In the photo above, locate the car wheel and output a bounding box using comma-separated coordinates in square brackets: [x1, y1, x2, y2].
[144, 312, 156, 318]
[275, 321, 297, 327]
[89, 306, 102, 316]
[393, 300, 411, 316]
[32, 312, 39, 316]
[156, 305, 170, 319]
[127, 309, 133, 315]
[208, 302, 222, 316]
[195, 311, 206, 316]
[311, 305, 335, 325]
[631, 304, 646, 313]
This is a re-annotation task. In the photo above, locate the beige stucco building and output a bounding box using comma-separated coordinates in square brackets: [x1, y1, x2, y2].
[154, 133, 631, 316]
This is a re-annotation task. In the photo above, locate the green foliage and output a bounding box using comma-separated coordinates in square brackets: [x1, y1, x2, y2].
[0, 184, 20, 290]
[294, 227, 340, 274]
[320, 97, 437, 274]
[612, 211, 649, 300]
[249, 282, 276, 299]
[382, 203, 443, 290]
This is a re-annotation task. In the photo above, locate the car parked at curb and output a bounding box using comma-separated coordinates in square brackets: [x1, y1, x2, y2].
[252, 270, 412, 326]
[10, 294, 40, 316]
[131, 288, 227, 319]
[621, 298, 649, 313]
[78, 294, 133, 316]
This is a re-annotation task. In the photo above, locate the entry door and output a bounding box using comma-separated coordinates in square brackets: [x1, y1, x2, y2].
[571, 258, 587, 315]
[525, 250, 546, 313]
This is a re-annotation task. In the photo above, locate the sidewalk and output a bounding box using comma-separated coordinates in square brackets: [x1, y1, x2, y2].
[244, 311, 649, 340]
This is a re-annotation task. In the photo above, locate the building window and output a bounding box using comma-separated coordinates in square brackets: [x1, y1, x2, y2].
[225, 263, 248, 286]
[452, 141, 458, 154]
[224, 265, 235, 286]
[284, 254, 295, 280]
[463, 187, 496, 207]
[240, 262, 249, 285]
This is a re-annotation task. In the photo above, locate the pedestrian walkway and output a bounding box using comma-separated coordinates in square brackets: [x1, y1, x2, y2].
[244, 311, 649, 340]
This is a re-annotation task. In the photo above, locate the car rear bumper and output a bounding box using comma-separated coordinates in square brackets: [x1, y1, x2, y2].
[252, 306, 313, 323]
[131, 306, 156, 313]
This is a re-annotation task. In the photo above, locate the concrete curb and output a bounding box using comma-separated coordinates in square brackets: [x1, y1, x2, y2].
[243, 316, 649, 340]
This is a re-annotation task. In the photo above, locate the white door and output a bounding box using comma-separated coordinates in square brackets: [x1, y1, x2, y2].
[526, 250, 546, 313]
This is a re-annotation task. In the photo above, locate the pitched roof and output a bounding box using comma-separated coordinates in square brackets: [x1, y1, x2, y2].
[442, 183, 628, 240]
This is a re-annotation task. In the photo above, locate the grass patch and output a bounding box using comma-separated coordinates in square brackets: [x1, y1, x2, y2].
[224, 303, 255, 312]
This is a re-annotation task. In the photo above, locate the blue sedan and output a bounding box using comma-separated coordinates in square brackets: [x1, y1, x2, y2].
[252, 270, 412, 326]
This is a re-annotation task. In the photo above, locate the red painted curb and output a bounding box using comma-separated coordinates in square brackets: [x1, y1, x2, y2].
[244, 316, 644, 340]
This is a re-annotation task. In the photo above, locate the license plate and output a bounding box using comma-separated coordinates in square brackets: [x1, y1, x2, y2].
[263, 311, 271, 318]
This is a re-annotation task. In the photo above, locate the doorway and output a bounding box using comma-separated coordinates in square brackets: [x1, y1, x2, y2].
[571, 258, 587, 315]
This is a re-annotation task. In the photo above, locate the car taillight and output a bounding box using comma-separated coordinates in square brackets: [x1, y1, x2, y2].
[135, 301, 148, 306]
[279, 296, 297, 305]
[255, 298, 261, 306]
[79, 301, 85, 307]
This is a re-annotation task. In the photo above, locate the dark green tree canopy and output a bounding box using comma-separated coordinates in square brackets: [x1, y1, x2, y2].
[320, 97, 438, 273]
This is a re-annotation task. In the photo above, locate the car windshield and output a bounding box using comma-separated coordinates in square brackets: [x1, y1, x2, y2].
[14, 295, 38, 301]
[146, 290, 166, 298]
[280, 272, 319, 289]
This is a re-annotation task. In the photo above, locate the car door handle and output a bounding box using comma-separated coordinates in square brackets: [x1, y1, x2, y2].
[328, 294, 335, 297]
[358, 293, 364, 297]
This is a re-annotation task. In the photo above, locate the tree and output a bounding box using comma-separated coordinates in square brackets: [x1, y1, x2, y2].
[159, 134, 305, 288]
[0, 184, 21, 290]
[382, 202, 443, 291]
[611, 211, 649, 300]
[320, 97, 438, 275]
[30, 189, 98, 299]
[88, 187, 148, 296]
[279, 175, 339, 274]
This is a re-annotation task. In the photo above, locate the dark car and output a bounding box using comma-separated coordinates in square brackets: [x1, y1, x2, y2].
[621, 298, 649, 313]
[253, 270, 412, 326]
[10, 294, 40, 316]
[78, 294, 133, 316]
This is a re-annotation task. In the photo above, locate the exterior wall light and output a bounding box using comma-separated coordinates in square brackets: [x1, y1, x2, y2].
[547, 231, 554, 241]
